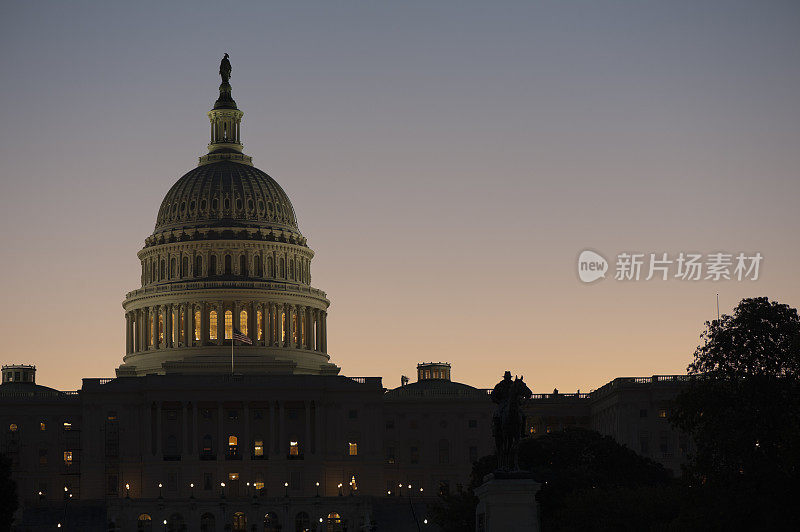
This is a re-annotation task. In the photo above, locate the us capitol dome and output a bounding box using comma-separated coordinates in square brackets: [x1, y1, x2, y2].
[118, 59, 336, 377]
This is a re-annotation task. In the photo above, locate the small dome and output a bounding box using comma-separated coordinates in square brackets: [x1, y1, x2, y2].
[153, 160, 300, 237]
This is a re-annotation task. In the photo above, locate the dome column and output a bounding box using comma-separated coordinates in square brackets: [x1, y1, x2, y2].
[216, 301, 225, 344]
[321, 310, 327, 354]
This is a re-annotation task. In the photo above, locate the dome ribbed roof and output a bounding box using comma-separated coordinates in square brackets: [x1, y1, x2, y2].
[153, 160, 300, 236]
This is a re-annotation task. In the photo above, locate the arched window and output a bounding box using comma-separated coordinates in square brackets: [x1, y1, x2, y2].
[159, 259, 165, 280]
[200, 513, 215, 532]
[225, 310, 233, 339]
[257, 310, 263, 340]
[279, 258, 285, 278]
[326, 512, 343, 532]
[194, 310, 201, 341]
[224, 254, 232, 275]
[253, 438, 264, 457]
[228, 435, 238, 455]
[240, 254, 247, 276]
[267, 256, 274, 277]
[195, 255, 203, 277]
[137, 514, 152, 532]
[209, 311, 218, 340]
[254, 255, 262, 277]
[289, 259, 295, 280]
[209, 255, 217, 276]
[181, 256, 188, 278]
[233, 512, 247, 531]
[240, 310, 248, 336]
[170, 257, 176, 279]
[264, 513, 280, 532]
[295, 512, 310, 532]
[167, 513, 184, 532]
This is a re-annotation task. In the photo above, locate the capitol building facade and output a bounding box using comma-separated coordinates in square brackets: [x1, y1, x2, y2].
[0, 60, 689, 532]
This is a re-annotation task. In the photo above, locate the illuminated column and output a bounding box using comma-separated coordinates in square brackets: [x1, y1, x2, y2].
[165, 304, 173, 349]
[233, 301, 241, 335]
[143, 307, 151, 350]
[250, 301, 258, 344]
[153, 305, 161, 348]
[284, 304, 293, 348]
[200, 302, 209, 346]
[184, 303, 192, 347]
[124, 313, 131, 355]
[216, 301, 225, 345]
[321, 311, 327, 354]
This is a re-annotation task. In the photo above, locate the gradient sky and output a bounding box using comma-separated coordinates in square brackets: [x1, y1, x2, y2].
[1, 1, 799, 393]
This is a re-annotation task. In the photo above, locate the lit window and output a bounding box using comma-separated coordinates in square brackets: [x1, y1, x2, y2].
[289, 441, 299, 456]
[225, 310, 233, 339]
[658, 409, 667, 418]
[179, 311, 185, 342]
[40, 422, 46, 431]
[229, 435, 238, 448]
[194, 311, 201, 341]
[63, 422, 72, 431]
[39, 449, 48, 465]
[350, 475, 357, 491]
[228, 472, 239, 481]
[63, 451, 73, 465]
[8, 424, 17, 432]
[254, 440, 264, 457]
[209, 311, 218, 340]
[239, 310, 248, 336]
[349, 442, 358, 456]
[257, 310, 263, 340]
[158, 313, 164, 344]
[253, 478, 264, 490]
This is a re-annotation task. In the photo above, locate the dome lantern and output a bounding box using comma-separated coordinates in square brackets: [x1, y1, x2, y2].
[199, 54, 253, 167]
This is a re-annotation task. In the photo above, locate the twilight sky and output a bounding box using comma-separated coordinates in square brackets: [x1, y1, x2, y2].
[1, 1, 799, 392]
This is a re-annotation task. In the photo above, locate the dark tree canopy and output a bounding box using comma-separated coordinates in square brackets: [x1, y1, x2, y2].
[672, 297, 800, 529]
[688, 296, 800, 378]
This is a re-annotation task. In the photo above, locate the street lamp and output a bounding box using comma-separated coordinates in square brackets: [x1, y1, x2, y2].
[284, 481, 289, 498]
[158, 482, 163, 498]
[220, 482, 226, 498]
[337, 483, 343, 497]
[315, 481, 320, 497]
[125, 483, 130, 498]
[189, 482, 195, 498]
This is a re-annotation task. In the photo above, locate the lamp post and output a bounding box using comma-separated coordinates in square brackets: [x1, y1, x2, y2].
[163, 518, 167, 531]
[158, 482, 163, 498]
[284, 481, 288, 498]
[125, 483, 130, 499]
[220, 482, 226, 498]
[337, 483, 343, 497]
[189, 483, 195, 499]
[315, 481, 320, 498]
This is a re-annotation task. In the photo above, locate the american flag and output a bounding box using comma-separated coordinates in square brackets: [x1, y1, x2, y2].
[232, 328, 252, 345]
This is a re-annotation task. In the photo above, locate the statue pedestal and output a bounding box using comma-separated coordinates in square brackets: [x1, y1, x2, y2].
[475, 472, 540, 532]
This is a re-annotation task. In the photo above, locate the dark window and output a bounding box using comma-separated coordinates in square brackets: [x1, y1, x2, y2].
[385, 419, 394, 430]
[203, 473, 212, 491]
[468, 419, 478, 428]
[410, 446, 419, 464]
[225, 255, 232, 275]
[209, 255, 217, 276]
[386, 446, 395, 464]
[239, 255, 247, 276]
[194, 256, 203, 277]
[439, 481, 450, 496]
[640, 409, 648, 418]
[348, 410, 358, 419]
[107, 475, 118, 496]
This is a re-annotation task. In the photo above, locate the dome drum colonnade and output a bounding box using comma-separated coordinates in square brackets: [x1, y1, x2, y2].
[118, 59, 336, 377]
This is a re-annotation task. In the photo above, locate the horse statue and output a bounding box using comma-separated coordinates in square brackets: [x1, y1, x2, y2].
[491, 371, 532, 471]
